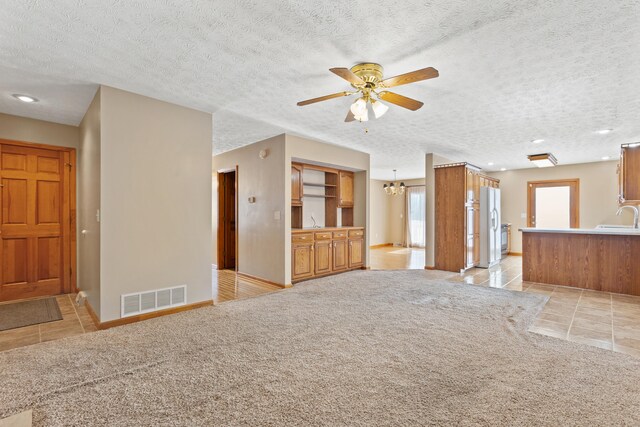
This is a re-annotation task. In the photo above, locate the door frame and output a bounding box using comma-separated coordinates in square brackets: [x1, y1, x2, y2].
[527, 178, 580, 228]
[0, 138, 77, 295]
[216, 166, 238, 271]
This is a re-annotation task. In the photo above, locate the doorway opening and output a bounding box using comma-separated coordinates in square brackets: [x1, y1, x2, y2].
[527, 179, 579, 228]
[217, 169, 237, 270]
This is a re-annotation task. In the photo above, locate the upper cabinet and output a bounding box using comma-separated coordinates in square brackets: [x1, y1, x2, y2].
[619, 143, 640, 205]
[338, 171, 354, 208]
[291, 163, 303, 207]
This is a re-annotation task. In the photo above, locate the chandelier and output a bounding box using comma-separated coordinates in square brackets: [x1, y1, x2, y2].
[383, 170, 405, 195]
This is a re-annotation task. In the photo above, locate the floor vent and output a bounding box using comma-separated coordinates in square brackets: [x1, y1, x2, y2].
[121, 285, 187, 318]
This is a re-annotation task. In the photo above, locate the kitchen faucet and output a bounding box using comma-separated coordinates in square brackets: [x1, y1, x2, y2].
[617, 205, 640, 229]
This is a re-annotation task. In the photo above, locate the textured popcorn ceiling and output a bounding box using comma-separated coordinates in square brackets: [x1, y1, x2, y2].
[1, 1, 639, 180]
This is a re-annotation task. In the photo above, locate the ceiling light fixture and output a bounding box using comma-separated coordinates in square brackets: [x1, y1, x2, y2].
[12, 94, 38, 103]
[531, 139, 544, 144]
[488, 162, 494, 166]
[370, 99, 389, 119]
[596, 129, 613, 135]
[528, 153, 558, 168]
[602, 156, 610, 160]
[500, 168, 507, 171]
[383, 169, 405, 196]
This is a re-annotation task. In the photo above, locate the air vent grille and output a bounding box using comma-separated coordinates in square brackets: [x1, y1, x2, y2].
[120, 285, 187, 318]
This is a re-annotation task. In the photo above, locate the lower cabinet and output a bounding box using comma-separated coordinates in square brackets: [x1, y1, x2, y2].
[292, 243, 314, 280]
[292, 227, 365, 282]
[333, 239, 348, 271]
[348, 238, 364, 268]
[314, 240, 332, 275]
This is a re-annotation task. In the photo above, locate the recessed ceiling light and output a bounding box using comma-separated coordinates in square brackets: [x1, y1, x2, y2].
[12, 94, 38, 103]
[602, 156, 610, 160]
[596, 129, 612, 135]
[488, 162, 494, 166]
[500, 168, 506, 171]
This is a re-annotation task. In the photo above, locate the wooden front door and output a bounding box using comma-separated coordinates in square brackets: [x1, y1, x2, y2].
[0, 142, 75, 302]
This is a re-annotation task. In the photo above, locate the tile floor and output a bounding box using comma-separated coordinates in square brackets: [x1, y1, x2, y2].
[0, 294, 96, 352]
[371, 247, 640, 358]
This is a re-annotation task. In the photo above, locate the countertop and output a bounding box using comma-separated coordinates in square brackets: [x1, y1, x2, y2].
[292, 226, 364, 233]
[520, 227, 640, 236]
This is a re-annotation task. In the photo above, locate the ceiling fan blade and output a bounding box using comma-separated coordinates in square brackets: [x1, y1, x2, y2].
[378, 91, 424, 111]
[329, 67, 365, 86]
[345, 109, 356, 122]
[380, 67, 439, 88]
[297, 91, 350, 106]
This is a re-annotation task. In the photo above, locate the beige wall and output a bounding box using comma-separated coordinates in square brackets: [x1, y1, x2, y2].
[0, 112, 79, 148]
[212, 135, 287, 284]
[369, 178, 425, 246]
[100, 86, 213, 321]
[78, 89, 102, 316]
[488, 160, 630, 253]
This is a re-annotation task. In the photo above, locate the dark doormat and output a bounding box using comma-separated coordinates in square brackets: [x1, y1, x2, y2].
[0, 298, 63, 331]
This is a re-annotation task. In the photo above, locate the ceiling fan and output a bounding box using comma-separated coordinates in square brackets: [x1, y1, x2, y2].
[297, 63, 439, 122]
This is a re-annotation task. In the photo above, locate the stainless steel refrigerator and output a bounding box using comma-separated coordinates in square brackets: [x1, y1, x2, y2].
[479, 187, 501, 268]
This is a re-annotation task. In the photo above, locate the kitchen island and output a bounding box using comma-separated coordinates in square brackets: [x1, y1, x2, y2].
[521, 227, 640, 296]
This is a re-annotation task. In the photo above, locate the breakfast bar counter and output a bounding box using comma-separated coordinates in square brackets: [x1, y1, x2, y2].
[521, 227, 640, 296]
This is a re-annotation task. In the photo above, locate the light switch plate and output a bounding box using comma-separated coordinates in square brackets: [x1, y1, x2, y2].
[274, 210, 281, 220]
[521, 212, 526, 219]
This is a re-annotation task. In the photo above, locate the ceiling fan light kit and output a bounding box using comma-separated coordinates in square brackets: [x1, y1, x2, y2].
[297, 62, 439, 123]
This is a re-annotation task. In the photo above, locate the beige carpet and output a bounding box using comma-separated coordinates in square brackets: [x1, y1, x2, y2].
[0, 298, 62, 332]
[1, 270, 639, 426]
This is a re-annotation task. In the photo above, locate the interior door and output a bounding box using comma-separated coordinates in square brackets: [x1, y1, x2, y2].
[0, 143, 73, 302]
[218, 170, 236, 270]
[527, 179, 579, 228]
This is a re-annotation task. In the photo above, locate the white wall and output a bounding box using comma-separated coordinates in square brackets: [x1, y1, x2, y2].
[488, 160, 630, 253]
[78, 89, 101, 316]
[212, 135, 287, 284]
[99, 86, 213, 321]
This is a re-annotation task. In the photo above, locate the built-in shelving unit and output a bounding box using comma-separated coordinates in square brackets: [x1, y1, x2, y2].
[291, 162, 354, 229]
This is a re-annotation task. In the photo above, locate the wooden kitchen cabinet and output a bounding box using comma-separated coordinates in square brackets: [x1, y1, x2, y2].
[332, 239, 348, 271]
[348, 238, 364, 268]
[314, 240, 332, 275]
[291, 227, 364, 282]
[338, 171, 354, 207]
[435, 163, 499, 272]
[291, 163, 303, 206]
[292, 242, 314, 280]
[619, 143, 640, 205]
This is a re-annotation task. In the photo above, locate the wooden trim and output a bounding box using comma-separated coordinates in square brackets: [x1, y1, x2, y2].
[425, 266, 436, 270]
[237, 271, 291, 288]
[0, 138, 78, 296]
[507, 252, 523, 256]
[217, 167, 238, 271]
[0, 138, 75, 151]
[301, 164, 339, 174]
[527, 179, 580, 228]
[235, 165, 239, 273]
[85, 298, 100, 329]
[87, 299, 214, 330]
[370, 243, 393, 249]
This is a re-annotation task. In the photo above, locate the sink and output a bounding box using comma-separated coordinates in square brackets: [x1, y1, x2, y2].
[596, 224, 634, 229]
